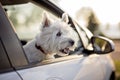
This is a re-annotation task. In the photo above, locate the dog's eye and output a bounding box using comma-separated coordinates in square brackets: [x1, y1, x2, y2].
[56, 31, 62, 37]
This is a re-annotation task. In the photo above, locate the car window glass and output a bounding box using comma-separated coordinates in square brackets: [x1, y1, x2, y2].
[73, 21, 90, 48]
[78, 27, 89, 47]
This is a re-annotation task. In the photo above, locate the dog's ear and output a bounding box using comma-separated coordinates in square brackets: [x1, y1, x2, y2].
[42, 12, 52, 27]
[61, 13, 69, 23]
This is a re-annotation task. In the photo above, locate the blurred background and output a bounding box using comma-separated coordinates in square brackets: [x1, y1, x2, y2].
[4, 0, 120, 79]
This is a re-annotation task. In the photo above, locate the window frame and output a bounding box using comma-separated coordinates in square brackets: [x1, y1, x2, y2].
[0, 3, 28, 70]
[0, 38, 13, 73]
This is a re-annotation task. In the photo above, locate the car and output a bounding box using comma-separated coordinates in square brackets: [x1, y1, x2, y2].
[0, 0, 115, 80]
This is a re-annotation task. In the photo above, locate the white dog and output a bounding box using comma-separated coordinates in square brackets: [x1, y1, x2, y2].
[23, 12, 79, 63]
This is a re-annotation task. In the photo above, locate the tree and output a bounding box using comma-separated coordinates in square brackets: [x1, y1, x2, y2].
[76, 7, 100, 35]
[87, 11, 100, 34]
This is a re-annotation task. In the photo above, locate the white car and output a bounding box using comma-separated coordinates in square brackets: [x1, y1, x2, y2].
[0, 0, 115, 80]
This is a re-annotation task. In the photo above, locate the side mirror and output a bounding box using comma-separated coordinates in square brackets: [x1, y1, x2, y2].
[91, 36, 115, 54]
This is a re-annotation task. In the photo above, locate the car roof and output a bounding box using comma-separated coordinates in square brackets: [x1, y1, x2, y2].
[0, 0, 30, 5]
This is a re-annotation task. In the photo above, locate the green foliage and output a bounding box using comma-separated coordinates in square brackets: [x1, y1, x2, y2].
[114, 60, 120, 80]
[114, 60, 120, 73]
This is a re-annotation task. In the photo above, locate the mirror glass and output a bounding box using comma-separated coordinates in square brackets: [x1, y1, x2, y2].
[92, 36, 114, 54]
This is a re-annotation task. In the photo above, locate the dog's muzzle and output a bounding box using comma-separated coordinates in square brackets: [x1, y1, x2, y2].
[59, 40, 75, 54]
[59, 48, 70, 54]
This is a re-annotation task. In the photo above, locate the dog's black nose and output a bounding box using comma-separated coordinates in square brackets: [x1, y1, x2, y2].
[69, 40, 74, 46]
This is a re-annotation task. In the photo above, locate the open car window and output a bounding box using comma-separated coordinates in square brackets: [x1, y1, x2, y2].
[4, 2, 83, 64]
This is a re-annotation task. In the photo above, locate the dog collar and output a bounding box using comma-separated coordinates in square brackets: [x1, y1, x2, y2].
[35, 43, 46, 54]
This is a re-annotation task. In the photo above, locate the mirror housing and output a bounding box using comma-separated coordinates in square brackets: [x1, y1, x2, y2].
[91, 36, 115, 54]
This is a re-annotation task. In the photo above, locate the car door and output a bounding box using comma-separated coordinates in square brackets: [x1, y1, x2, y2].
[4, 1, 104, 80]
[17, 54, 104, 80]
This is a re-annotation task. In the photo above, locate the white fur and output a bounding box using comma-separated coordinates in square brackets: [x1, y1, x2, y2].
[23, 12, 79, 63]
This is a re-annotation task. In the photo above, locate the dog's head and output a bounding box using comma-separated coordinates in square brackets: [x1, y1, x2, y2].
[36, 12, 79, 56]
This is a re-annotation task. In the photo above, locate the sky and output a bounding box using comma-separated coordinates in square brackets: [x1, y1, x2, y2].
[59, 0, 120, 24]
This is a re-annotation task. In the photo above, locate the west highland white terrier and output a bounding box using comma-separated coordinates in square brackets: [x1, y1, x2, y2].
[23, 12, 79, 63]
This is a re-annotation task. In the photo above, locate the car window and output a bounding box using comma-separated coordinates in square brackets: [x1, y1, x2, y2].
[4, 3, 82, 64]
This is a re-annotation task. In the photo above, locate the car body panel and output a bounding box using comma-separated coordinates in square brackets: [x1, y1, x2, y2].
[0, 72, 22, 80]
[17, 54, 105, 80]
[97, 54, 115, 80]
